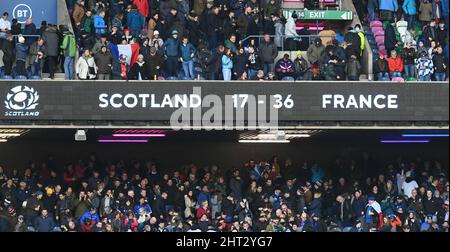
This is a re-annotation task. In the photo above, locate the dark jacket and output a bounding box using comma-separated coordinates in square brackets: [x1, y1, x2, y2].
[162, 38, 181, 57]
[41, 26, 60, 57]
[403, 47, 417, 65]
[206, 50, 223, 73]
[384, 24, 397, 51]
[259, 41, 278, 64]
[34, 215, 56, 232]
[374, 58, 390, 74]
[129, 62, 149, 80]
[94, 52, 114, 74]
[433, 53, 447, 73]
[233, 53, 248, 78]
[112, 61, 130, 80]
[144, 52, 165, 78]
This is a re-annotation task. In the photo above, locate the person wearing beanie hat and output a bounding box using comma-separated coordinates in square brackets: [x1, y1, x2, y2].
[15, 35, 29, 76]
[94, 43, 114, 80]
[293, 50, 311, 80]
[306, 37, 324, 65]
[162, 30, 181, 77]
[374, 50, 390, 81]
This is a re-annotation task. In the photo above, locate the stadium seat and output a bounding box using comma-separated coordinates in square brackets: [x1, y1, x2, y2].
[372, 27, 384, 36]
[370, 20, 383, 28]
[157, 76, 165, 80]
[375, 36, 385, 45]
[1, 75, 13, 80]
[14, 75, 28, 80]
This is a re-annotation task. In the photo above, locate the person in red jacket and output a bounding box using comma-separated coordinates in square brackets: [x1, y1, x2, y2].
[387, 50, 404, 79]
[196, 201, 211, 221]
[133, 0, 149, 18]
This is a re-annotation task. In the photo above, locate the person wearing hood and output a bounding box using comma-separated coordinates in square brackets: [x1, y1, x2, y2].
[285, 12, 299, 51]
[129, 54, 149, 80]
[307, 38, 325, 65]
[321, 55, 339, 80]
[15, 35, 29, 76]
[416, 50, 434, 81]
[94, 46, 114, 80]
[344, 27, 361, 58]
[76, 49, 97, 80]
[293, 51, 311, 80]
[41, 25, 60, 79]
[61, 30, 77, 80]
[346, 54, 361, 80]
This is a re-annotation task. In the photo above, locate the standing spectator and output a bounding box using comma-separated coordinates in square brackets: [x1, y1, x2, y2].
[246, 46, 261, 80]
[94, 11, 107, 37]
[284, 12, 299, 51]
[32, 209, 60, 232]
[145, 47, 164, 80]
[224, 34, 238, 54]
[423, 20, 438, 47]
[179, 37, 196, 80]
[346, 54, 361, 81]
[205, 45, 224, 80]
[94, 46, 114, 80]
[237, 6, 252, 39]
[81, 10, 94, 34]
[28, 38, 46, 77]
[0, 12, 11, 44]
[419, 0, 434, 27]
[259, 34, 278, 75]
[274, 15, 284, 50]
[207, 6, 221, 50]
[73, 0, 86, 27]
[416, 50, 434, 81]
[129, 54, 149, 80]
[402, 0, 417, 30]
[307, 38, 325, 65]
[403, 41, 417, 80]
[433, 46, 447, 81]
[222, 48, 233, 81]
[379, 0, 398, 22]
[162, 30, 181, 77]
[112, 54, 130, 80]
[1, 35, 14, 75]
[233, 47, 247, 80]
[41, 24, 60, 79]
[367, 0, 379, 21]
[133, 0, 149, 19]
[61, 30, 77, 80]
[76, 49, 97, 80]
[127, 5, 145, 37]
[23, 18, 37, 46]
[442, 0, 449, 29]
[436, 22, 447, 47]
[275, 53, 295, 80]
[384, 22, 399, 54]
[15, 35, 29, 76]
[387, 50, 404, 79]
[374, 51, 390, 81]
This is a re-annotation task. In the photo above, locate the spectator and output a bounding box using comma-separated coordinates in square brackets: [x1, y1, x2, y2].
[28, 38, 46, 77]
[259, 34, 278, 74]
[293, 51, 311, 80]
[374, 51, 390, 81]
[112, 54, 130, 80]
[419, 0, 434, 27]
[284, 12, 299, 51]
[180, 37, 196, 80]
[346, 54, 361, 81]
[416, 50, 434, 81]
[275, 53, 295, 80]
[379, 0, 398, 22]
[246, 46, 261, 80]
[319, 25, 336, 47]
[1, 35, 14, 75]
[403, 41, 417, 80]
[61, 30, 77, 80]
[129, 54, 149, 80]
[402, 0, 417, 30]
[127, 5, 145, 37]
[81, 10, 94, 34]
[307, 38, 325, 65]
[367, 0, 379, 21]
[41, 24, 60, 79]
[32, 209, 60, 232]
[321, 55, 338, 81]
[144, 47, 164, 80]
[23, 18, 37, 46]
[423, 20, 438, 47]
[73, 0, 86, 27]
[432, 46, 447, 81]
[222, 48, 233, 81]
[0, 12, 11, 43]
[436, 22, 447, 48]
[162, 30, 181, 77]
[15, 35, 29, 76]
[387, 50, 404, 79]
[384, 22, 399, 54]
[224, 34, 238, 55]
[76, 49, 97, 80]
[94, 46, 114, 80]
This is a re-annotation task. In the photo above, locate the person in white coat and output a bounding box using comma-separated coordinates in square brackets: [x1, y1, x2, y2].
[285, 13, 299, 50]
[76, 49, 97, 80]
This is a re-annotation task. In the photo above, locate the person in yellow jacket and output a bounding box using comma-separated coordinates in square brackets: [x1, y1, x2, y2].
[355, 24, 365, 57]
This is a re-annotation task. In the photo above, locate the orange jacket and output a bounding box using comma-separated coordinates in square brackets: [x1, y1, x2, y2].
[387, 57, 404, 73]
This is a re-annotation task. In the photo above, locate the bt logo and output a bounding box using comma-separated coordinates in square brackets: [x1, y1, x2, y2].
[13, 4, 32, 24]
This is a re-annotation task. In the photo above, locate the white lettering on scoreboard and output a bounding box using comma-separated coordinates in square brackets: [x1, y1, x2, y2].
[322, 94, 398, 109]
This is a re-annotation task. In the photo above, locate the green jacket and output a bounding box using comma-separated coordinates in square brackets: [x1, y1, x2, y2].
[61, 33, 77, 57]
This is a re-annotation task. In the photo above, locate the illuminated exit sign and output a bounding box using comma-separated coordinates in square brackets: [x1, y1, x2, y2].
[283, 10, 353, 20]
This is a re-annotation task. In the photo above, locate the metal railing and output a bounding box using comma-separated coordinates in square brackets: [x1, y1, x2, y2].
[239, 35, 336, 51]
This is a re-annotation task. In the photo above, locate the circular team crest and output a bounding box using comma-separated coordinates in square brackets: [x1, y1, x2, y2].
[5, 85, 39, 110]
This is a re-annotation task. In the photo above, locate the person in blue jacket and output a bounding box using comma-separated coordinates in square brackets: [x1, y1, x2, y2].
[162, 30, 181, 77]
[222, 48, 233, 81]
[79, 208, 100, 225]
[402, 0, 417, 30]
[379, 0, 398, 22]
[134, 197, 152, 216]
[93, 11, 107, 37]
[126, 5, 144, 37]
[179, 37, 196, 80]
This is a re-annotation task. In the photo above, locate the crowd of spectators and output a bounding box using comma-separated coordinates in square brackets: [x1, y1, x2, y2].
[0, 0, 448, 81]
[0, 152, 448, 232]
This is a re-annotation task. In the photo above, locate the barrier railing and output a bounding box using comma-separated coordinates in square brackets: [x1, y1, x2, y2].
[239, 35, 336, 51]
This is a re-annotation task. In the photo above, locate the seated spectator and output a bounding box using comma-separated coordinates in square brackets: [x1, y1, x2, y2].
[293, 51, 312, 80]
[275, 53, 295, 80]
[387, 50, 404, 79]
[346, 54, 361, 81]
[374, 51, 390, 81]
[307, 38, 325, 66]
[416, 51, 434, 81]
[321, 55, 339, 80]
[76, 49, 97, 80]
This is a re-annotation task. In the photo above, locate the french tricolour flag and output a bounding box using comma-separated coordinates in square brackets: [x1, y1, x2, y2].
[110, 43, 140, 66]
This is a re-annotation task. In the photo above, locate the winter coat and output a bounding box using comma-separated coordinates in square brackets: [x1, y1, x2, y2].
[184, 195, 195, 218]
[76, 56, 97, 79]
[274, 21, 284, 48]
[387, 57, 404, 73]
[162, 38, 181, 57]
[416, 57, 434, 77]
[94, 52, 114, 74]
[379, 0, 399, 12]
[237, 13, 250, 36]
[433, 53, 447, 73]
[41, 26, 60, 57]
[193, 0, 207, 16]
[34, 216, 56, 232]
[27, 42, 46, 66]
[346, 57, 361, 77]
[403, 47, 417, 65]
[129, 62, 149, 80]
[180, 43, 196, 62]
[127, 9, 144, 31]
[321, 62, 337, 80]
[307, 44, 325, 65]
[419, 1, 433, 22]
[285, 17, 298, 37]
[15, 43, 29, 62]
[222, 55, 233, 70]
[233, 53, 248, 77]
[73, 3, 85, 25]
[144, 53, 165, 78]
[229, 177, 243, 198]
[384, 24, 397, 51]
[133, 0, 149, 17]
[275, 58, 295, 74]
[61, 33, 77, 57]
[259, 41, 278, 64]
[93, 15, 107, 34]
[402, 0, 417, 15]
[112, 61, 130, 80]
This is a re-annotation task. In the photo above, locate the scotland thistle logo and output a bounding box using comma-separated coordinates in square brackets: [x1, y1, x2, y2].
[4, 86, 40, 117]
[5, 86, 39, 110]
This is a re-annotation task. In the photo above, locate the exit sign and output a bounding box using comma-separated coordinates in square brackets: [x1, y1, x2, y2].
[283, 10, 353, 20]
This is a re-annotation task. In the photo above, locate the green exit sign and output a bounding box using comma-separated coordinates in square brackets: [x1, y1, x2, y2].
[283, 10, 353, 21]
